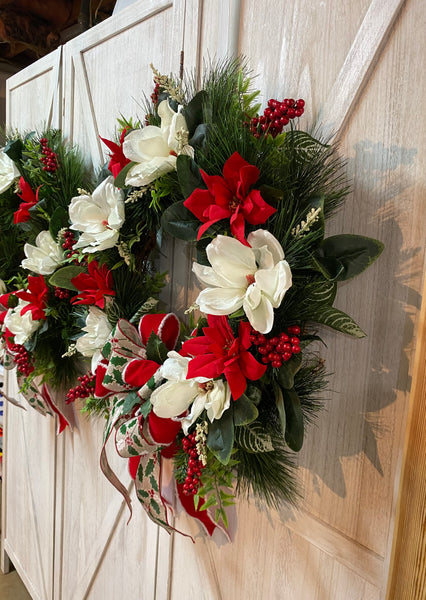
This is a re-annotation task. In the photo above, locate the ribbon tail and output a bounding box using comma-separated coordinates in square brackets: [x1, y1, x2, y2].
[41, 384, 74, 434]
[17, 374, 52, 417]
[1, 391, 28, 410]
[176, 483, 230, 540]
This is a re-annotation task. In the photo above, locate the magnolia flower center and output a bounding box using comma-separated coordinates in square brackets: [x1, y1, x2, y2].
[246, 274, 255, 286]
[169, 150, 177, 157]
[198, 381, 214, 394]
[101, 220, 111, 229]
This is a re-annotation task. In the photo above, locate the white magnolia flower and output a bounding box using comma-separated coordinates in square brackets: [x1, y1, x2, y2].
[150, 351, 231, 435]
[69, 176, 125, 253]
[123, 99, 194, 187]
[0, 149, 19, 193]
[0, 279, 6, 294]
[21, 230, 63, 275]
[4, 299, 41, 345]
[76, 306, 112, 371]
[193, 229, 292, 334]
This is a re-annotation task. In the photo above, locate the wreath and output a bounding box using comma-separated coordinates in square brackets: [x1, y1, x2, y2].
[0, 60, 383, 538]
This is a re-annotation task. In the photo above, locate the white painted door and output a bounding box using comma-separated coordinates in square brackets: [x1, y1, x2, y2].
[1, 48, 63, 600]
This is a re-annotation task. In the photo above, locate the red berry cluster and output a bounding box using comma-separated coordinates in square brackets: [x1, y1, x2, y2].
[250, 325, 301, 368]
[10, 343, 34, 377]
[40, 138, 58, 172]
[181, 432, 206, 496]
[54, 287, 70, 299]
[66, 372, 96, 404]
[61, 230, 82, 265]
[249, 98, 305, 138]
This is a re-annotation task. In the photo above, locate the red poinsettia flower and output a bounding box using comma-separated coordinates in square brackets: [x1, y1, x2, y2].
[184, 152, 276, 246]
[181, 314, 266, 400]
[100, 128, 131, 178]
[13, 177, 41, 224]
[0, 293, 12, 325]
[71, 261, 115, 309]
[15, 275, 48, 321]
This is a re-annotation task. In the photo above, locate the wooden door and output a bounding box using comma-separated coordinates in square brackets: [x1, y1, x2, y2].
[58, 2, 200, 598]
[160, 1, 426, 599]
[1, 48, 63, 600]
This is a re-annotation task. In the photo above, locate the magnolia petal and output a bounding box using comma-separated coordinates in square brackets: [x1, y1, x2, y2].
[205, 380, 231, 422]
[196, 286, 246, 316]
[248, 229, 285, 263]
[192, 262, 239, 290]
[180, 394, 207, 435]
[151, 380, 197, 418]
[123, 127, 169, 162]
[243, 287, 274, 334]
[125, 155, 176, 187]
[157, 99, 175, 130]
[255, 261, 292, 307]
[207, 235, 256, 286]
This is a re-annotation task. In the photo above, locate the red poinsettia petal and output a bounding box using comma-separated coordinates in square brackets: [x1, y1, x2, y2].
[186, 353, 223, 380]
[229, 210, 249, 245]
[149, 411, 181, 445]
[242, 190, 276, 224]
[223, 152, 259, 195]
[239, 349, 267, 381]
[184, 188, 215, 222]
[238, 320, 253, 349]
[223, 361, 247, 400]
[123, 358, 159, 388]
[181, 335, 211, 357]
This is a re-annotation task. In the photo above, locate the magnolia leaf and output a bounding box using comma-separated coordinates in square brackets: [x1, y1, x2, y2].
[258, 184, 284, 207]
[206, 409, 234, 465]
[273, 382, 286, 436]
[145, 331, 168, 364]
[234, 422, 274, 453]
[232, 394, 258, 426]
[49, 206, 69, 239]
[245, 384, 262, 405]
[312, 306, 366, 337]
[161, 200, 200, 241]
[313, 234, 384, 281]
[283, 388, 304, 452]
[189, 123, 208, 150]
[176, 154, 204, 199]
[182, 90, 208, 137]
[48, 265, 85, 291]
[122, 390, 141, 415]
[114, 161, 137, 188]
[4, 138, 24, 162]
[276, 354, 303, 390]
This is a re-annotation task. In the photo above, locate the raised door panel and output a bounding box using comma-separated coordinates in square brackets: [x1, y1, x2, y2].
[165, 0, 425, 598]
[6, 48, 62, 132]
[1, 372, 56, 600]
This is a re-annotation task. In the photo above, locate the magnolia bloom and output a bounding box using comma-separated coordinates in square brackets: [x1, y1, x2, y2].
[76, 306, 113, 371]
[69, 176, 125, 253]
[4, 299, 41, 345]
[0, 279, 6, 294]
[123, 99, 194, 187]
[150, 351, 231, 435]
[21, 230, 63, 275]
[193, 229, 292, 334]
[0, 149, 19, 193]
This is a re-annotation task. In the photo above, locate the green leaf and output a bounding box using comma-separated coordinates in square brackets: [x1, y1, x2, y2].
[234, 422, 274, 453]
[181, 90, 208, 137]
[276, 354, 303, 390]
[49, 206, 69, 239]
[199, 494, 217, 511]
[161, 200, 200, 241]
[122, 391, 141, 415]
[273, 382, 286, 435]
[176, 154, 204, 199]
[145, 331, 168, 363]
[206, 409, 234, 465]
[244, 384, 262, 405]
[114, 161, 137, 188]
[48, 265, 85, 291]
[189, 123, 208, 150]
[258, 184, 284, 207]
[313, 234, 384, 281]
[283, 388, 304, 452]
[311, 306, 366, 337]
[232, 394, 258, 426]
[4, 138, 24, 162]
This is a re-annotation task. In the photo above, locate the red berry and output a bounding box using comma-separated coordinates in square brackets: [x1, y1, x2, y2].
[291, 345, 301, 354]
[282, 352, 292, 361]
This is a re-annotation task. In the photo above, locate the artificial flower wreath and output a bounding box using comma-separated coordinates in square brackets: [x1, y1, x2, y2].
[0, 60, 383, 538]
